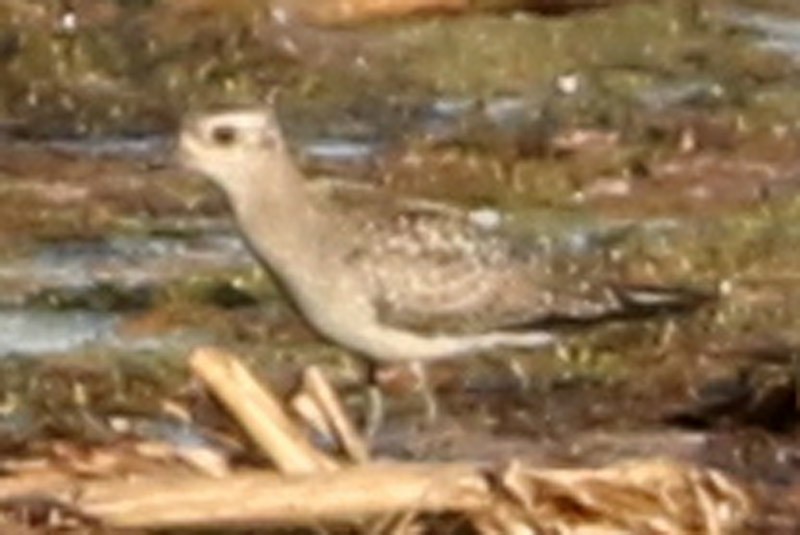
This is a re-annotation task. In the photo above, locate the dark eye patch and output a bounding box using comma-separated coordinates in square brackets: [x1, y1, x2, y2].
[211, 125, 237, 146]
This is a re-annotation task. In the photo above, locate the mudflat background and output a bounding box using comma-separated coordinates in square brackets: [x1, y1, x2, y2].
[0, 0, 799, 530]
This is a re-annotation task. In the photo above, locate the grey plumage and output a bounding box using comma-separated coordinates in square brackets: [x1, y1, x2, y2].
[178, 105, 705, 364]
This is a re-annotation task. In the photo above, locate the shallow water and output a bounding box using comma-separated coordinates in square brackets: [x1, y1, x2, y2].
[723, 8, 800, 60]
[0, 307, 209, 357]
[0, 234, 252, 302]
[44, 135, 169, 160]
[0, 309, 117, 357]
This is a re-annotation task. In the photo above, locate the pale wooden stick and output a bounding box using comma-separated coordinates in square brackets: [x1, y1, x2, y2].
[0, 460, 752, 533]
[291, 391, 337, 442]
[301, 366, 370, 464]
[0, 464, 488, 529]
[188, 347, 337, 474]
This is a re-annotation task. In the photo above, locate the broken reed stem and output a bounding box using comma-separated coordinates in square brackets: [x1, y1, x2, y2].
[189, 347, 337, 474]
[0, 460, 752, 532]
[0, 464, 489, 529]
[181, 347, 752, 534]
[302, 366, 370, 463]
[0, 347, 748, 533]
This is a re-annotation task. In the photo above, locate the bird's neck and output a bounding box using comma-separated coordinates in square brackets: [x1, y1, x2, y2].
[228, 159, 326, 280]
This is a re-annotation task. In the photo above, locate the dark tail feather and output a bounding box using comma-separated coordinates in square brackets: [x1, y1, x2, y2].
[529, 284, 716, 331]
[611, 284, 716, 314]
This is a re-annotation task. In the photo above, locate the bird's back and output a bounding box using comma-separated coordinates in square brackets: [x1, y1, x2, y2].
[309, 180, 625, 336]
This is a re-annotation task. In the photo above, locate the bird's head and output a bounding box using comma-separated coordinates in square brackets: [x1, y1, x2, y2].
[178, 105, 290, 198]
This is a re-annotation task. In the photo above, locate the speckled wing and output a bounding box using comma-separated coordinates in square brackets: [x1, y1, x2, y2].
[336, 197, 617, 335]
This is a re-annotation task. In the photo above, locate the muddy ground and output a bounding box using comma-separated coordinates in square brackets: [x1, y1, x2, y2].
[0, 0, 800, 531]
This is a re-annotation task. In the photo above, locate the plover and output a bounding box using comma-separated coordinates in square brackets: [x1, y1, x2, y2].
[178, 103, 706, 419]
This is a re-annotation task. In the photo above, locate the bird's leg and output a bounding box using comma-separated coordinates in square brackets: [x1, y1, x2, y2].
[410, 361, 438, 423]
[363, 361, 385, 440]
[364, 384, 385, 440]
[363, 361, 439, 439]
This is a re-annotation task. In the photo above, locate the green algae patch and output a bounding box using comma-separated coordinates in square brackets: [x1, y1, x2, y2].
[377, 3, 692, 95]
[0, 0, 780, 138]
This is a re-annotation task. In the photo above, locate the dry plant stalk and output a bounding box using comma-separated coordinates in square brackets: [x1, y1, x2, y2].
[188, 347, 338, 474]
[0, 464, 488, 528]
[184, 347, 752, 534]
[0, 347, 754, 533]
[0, 460, 751, 532]
[297, 366, 370, 463]
[475, 459, 753, 535]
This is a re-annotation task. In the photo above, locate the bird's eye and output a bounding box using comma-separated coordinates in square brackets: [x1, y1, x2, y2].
[211, 125, 237, 146]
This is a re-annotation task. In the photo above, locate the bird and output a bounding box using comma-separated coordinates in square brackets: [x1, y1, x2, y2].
[177, 101, 709, 427]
